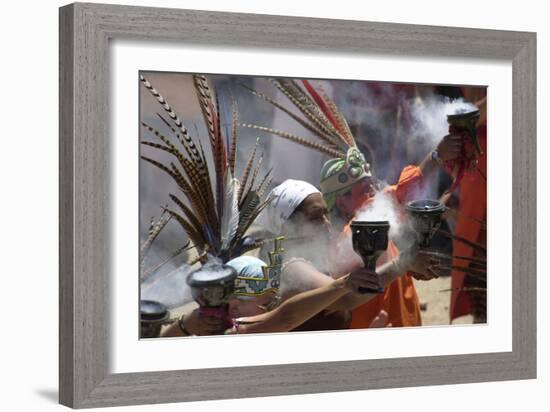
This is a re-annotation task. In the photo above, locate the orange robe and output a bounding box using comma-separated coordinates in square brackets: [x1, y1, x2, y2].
[450, 126, 487, 320]
[337, 165, 424, 328]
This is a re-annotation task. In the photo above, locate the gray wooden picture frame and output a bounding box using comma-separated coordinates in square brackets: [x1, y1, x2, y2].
[59, 2, 536, 409]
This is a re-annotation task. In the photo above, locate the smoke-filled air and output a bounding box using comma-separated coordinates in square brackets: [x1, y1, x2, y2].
[138, 72, 488, 338]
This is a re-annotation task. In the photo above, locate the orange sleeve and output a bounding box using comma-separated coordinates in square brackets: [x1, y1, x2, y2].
[387, 165, 425, 205]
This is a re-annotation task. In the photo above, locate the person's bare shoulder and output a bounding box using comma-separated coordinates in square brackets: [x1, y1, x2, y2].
[279, 258, 333, 300]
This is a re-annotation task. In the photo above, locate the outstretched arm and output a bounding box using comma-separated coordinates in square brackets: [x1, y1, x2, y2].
[328, 249, 439, 312]
[228, 263, 379, 334]
[327, 259, 402, 312]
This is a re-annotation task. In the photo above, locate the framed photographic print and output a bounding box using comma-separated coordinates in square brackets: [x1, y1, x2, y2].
[59, 2, 536, 408]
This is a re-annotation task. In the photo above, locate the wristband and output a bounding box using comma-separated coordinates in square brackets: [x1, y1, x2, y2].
[178, 316, 191, 336]
[431, 150, 443, 165]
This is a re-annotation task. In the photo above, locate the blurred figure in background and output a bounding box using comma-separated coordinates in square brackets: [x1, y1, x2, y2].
[448, 87, 487, 323]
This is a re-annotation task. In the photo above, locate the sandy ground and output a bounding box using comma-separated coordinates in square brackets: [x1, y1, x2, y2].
[413, 275, 473, 325]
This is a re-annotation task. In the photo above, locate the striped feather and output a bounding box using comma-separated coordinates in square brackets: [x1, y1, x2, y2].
[140, 140, 174, 156]
[256, 169, 273, 197]
[238, 138, 259, 203]
[139, 75, 203, 166]
[193, 75, 217, 143]
[220, 171, 240, 251]
[228, 100, 239, 174]
[321, 92, 357, 147]
[167, 164, 208, 223]
[140, 155, 209, 226]
[237, 190, 260, 239]
[140, 212, 171, 262]
[246, 151, 264, 198]
[197, 140, 218, 228]
[178, 159, 215, 227]
[193, 75, 227, 219]
[154, 113, 204, 164]
[141, 121, 195, 165]
[241, 83, 341, 150]
[234, 195, 273, 241]
[242, 124, 345, 158]
[273, 79, 343, 141]
[301, 79, 346, 137]
[141, 74, 272, 262]
[141, 241, 193, 280]
[164, 207, 206, 253]
[169, 193, 204, 240]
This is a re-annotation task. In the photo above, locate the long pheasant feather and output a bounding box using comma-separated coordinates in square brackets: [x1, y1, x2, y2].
[141, 240, 193, 280]
[140, 154, 211, 228]
[178, 159, 215, 227]
[220, 171, 240, 251]
[242, 124, 345, 158]
[246, 152, 264, 197]
[228, 100, 239, 175]
[197, 140, 218, 229]
[169, 193, 204, 238]
[256, 168, 273, 197]
[235, 195, 273, 241]
[155, 113, 207, 166]
[238, 138, 259, 203]
[150, 115, 215, 211]
[208, 97, 227, 220]
[241, 83, 341, 150]
[193, 75, 217, 144]
[141, 74, 272, 262]
[164, 207, 206, 252]
[141, 121, 195, 165]
[319, 90, 357, 147]
[302, 79, 346, 138]
[271, 79, 343, 143]
[140, 75, 203, 166]
[168, 164, 208, 222]
[140, 212, 171, 262]
[276, 79, 344, 137]
[140, 140, 174, 156]
[193, 75, 227, 220]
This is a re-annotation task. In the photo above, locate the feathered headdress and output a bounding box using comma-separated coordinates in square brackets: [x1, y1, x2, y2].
[140, 74, 273, 263]
[242, 79, 368, 157]
[242, 79, 372, 204]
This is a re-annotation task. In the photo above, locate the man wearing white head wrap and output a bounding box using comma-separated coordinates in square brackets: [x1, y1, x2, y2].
[259, 179, 334, 275]
[262, 179, 321, 235]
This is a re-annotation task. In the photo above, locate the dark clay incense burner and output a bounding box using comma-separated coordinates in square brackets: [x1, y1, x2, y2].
[186, 263, 237, 328]
[447, 108, 482, 156]
[350, 220, 390, 294]
[140, 300, 170, 338]
[405, 199, 445, 248]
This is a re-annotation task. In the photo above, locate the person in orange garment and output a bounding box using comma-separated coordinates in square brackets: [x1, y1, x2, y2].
[447, 88, 487, 323]
[321, 135, 462, 328]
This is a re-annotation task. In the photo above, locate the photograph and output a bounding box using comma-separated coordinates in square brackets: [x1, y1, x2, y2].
[1, 0, 543, 410]
[138, 72, 487, 338]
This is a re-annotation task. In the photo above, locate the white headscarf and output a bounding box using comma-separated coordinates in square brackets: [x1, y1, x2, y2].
[261, 179, 320, 235]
